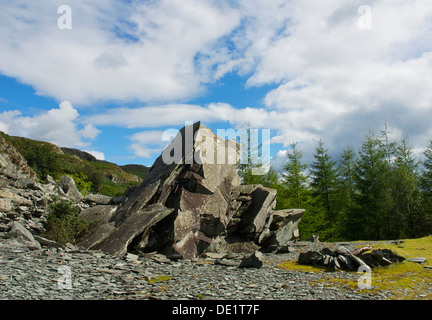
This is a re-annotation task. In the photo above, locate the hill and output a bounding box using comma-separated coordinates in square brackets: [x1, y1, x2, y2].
[0, 132, 149, 197]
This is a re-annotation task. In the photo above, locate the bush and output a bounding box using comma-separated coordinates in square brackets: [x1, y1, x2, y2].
[71, 172, 93, 193]
[41, 198, 89, 244]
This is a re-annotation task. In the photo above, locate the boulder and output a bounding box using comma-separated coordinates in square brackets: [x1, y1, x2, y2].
[6, 221, 41, 250]
[58, 175, 83, 202]
[261, 209, 305, 250]
[84, 193, 113, 205]
[77, 122, 306, 259]
[238, 251, 264, 268]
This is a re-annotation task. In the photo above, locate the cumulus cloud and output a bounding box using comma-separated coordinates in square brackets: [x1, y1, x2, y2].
[128, 130, 173, 159]
[1, 0, 432, 165]
[0, 101, 100, 148]
[0, 0, 240, 104]
[84, 150, 106, 161]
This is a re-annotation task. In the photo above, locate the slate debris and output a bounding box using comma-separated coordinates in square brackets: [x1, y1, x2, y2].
[0, 239, 396, 300]
[298, 246, 405, 271]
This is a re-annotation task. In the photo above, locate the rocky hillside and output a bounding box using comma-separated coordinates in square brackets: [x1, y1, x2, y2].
[0, 132, 149, 197]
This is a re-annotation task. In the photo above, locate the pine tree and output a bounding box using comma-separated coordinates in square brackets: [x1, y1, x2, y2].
[281, 142, 310, 209]
[237, 123, 269, 185]
[337, 146, 357, 210]
[336, 146, 357, 239]
[353, 132, 392, 240]
[310, 139, 338, 218]
[392, 136, 422, 238]
[422, 140, 432, 198]
[420, 140, 432, 234]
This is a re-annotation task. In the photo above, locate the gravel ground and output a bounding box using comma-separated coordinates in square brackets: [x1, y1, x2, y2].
[0, 240, 399, 301]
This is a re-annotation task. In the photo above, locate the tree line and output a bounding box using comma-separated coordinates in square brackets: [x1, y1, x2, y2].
[239, 128, 432, 242]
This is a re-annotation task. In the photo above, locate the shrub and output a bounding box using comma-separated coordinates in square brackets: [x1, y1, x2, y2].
[71, 172, 93, 193]
[41, 198, 89, 244]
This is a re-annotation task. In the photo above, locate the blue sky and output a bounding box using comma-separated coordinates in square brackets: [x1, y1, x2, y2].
[1, 1, 432, 169]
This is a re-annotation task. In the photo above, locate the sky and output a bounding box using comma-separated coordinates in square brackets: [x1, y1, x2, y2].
[0, 0, 431, 170]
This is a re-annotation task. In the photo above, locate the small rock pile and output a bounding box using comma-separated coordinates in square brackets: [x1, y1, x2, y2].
[298, 246, 406, 271]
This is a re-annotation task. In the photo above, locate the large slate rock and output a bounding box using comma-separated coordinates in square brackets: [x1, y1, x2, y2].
[104, 122, 241, 258]
[77, 122, 306, 259]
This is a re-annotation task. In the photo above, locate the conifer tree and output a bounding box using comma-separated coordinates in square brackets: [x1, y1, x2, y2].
[420, 140, 432, 234]
[281, 142, 310, 209]
[353, 132, 392, 240]
[422, 140, 432, 200]
[310, 139, 338, 218]
[392, 136, 421, 238]
[335, 146, 357, 239]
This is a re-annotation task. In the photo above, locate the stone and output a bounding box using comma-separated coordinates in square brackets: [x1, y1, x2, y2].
[406, 257, 427, 264]
[205, 236, 260, 254]
[33, 235, 63, 248]
[91, 204, 174, 257]
[204, 252, 226, 259]
[84, 193, 112, 205]
[215, 258, 239, 267]
[6, 221, 41, 250]
[238, 251, 264, 268]
[306, 234, 320, 242]
[77, 205, 118, 250]
[0, 188, 33, 210]
[261, 209, 305, 250]
[126, 253, 139, 262]
[275, 245, 294, 254]
[234, 186, 277, 241]
[58, 175, 83, 202]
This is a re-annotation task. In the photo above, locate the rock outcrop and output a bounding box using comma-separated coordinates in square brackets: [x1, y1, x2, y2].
[77, 122, 305, 259]
[0, 134, 37, 186]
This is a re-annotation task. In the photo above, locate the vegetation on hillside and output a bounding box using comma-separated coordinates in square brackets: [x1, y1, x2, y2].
[0, 132, 147, 197]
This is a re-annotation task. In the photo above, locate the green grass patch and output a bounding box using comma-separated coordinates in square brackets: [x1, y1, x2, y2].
[147, 275, 172, 284]
[276, 235, 432, 300]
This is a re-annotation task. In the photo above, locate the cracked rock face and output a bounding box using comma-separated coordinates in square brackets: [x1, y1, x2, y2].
[77, 122, 305, 259]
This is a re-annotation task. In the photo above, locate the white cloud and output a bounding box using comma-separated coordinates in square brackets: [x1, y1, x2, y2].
[79, 124, 101, 139]
[0, 0, 241, 105]
[84, 150, 105, 161]
[1, 0, 432, 165]
[128, 130, 170, 159]
[0, 101, 100, 148]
